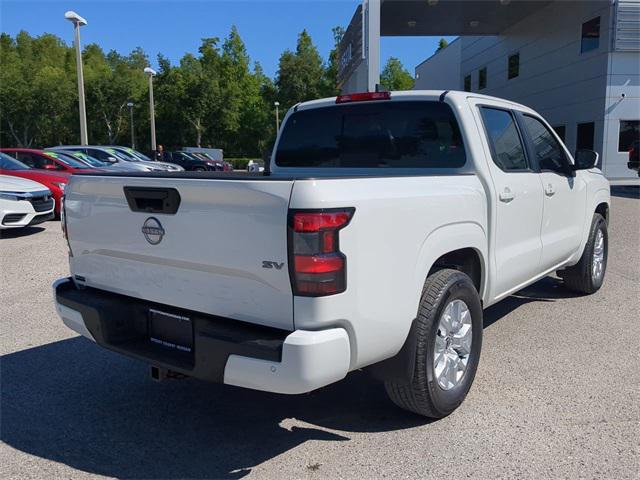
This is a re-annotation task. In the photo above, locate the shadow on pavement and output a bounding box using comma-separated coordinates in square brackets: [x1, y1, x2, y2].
[0, 226, 45, 239]
[1, 338, 424, 478]
[1, 276, 578, 478]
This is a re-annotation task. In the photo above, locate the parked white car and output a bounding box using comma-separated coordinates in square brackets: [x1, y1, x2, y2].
[0, 174, 55, 229]
[54, 90, 610, 418]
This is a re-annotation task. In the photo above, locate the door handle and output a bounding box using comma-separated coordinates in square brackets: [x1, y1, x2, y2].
[499, 187, 515, 203]
[545, 183, 556, 197]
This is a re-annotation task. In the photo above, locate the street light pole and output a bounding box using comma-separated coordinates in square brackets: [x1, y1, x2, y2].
[144, 67, 157, 153]
[127, 101, 135, 149]
[65, 11, 88, 145]
[274, 101, 280, 132]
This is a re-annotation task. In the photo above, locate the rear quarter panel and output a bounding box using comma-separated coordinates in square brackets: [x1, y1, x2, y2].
[290, 175, 487, 369]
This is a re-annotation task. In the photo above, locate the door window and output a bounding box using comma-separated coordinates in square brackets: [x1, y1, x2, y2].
[16, 152, 38, 168]
[480, 107, 528, 171]
[522, 115, 569, 173]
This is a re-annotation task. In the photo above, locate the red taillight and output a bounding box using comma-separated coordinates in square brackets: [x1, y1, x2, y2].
[288, 208, 354, 296]
[295, 255, 344, 274]
[292, 211, 352, 232]
[630, 146, 636, 160]
[336, 91, 391, 104]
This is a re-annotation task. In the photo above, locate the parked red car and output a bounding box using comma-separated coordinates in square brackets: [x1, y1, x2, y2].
[0, 148, 98, 174]
[0, 152, 69, 216]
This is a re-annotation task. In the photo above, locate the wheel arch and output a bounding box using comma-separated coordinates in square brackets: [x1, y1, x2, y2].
[571, 188, 611, 264]
[414, 222, 488, 304]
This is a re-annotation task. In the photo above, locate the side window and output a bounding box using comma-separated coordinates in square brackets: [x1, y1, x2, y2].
[480, 107, 529, 171]
[522, 115, 569, 173]
[88, 149, 107, 160]
[16, 152, 37, 168]
[39, 155, 63, 170]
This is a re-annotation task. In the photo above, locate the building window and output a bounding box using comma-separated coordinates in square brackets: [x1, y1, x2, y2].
[508, 53, 519, 79]
[553, 125, 566, 142]
[618, 120, 640, 152]
[577, 122, 595, 150]
[464, 75, 471, 92]
[581, 17, 600, 53]
[478, 67, 487, 90]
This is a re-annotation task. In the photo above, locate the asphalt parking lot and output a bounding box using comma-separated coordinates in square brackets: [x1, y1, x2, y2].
[1, 187, 639, 480]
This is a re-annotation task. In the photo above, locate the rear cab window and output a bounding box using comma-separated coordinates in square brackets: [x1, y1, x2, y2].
[274, 101, 466, 170]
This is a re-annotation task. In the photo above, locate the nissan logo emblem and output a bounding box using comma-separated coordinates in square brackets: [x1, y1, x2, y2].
[141, 217, 165, 245]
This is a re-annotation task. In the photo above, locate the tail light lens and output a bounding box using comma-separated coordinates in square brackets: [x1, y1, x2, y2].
[288, 208, 354, 296]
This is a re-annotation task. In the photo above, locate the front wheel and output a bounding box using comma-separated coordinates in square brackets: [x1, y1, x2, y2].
[559, 213, 608, 294]
[385, 269, 483, 418]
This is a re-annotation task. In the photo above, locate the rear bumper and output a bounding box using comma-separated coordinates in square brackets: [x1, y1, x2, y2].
[53, 278, 350, 394]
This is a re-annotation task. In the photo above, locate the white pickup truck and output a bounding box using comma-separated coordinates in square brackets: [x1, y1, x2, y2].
[54, 91, 610, 418]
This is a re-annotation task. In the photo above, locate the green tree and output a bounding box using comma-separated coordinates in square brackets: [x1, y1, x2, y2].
[380, 57, 415, 91]
[437, 38, 449, 51]
[0, 31, 75, 147]
[321, 26, 345, 97]
[276, 30, 325, 111]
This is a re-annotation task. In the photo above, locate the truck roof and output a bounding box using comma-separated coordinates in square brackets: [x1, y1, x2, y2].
[294, 90, 535, 115]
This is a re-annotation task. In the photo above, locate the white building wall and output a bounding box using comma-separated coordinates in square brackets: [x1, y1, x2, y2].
[414, 0, 639, 180]
[414, 38, 462, 90]
[603, 0, 640, 179]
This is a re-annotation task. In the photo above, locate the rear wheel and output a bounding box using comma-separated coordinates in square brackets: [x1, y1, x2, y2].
[193, 167, 206, 172]
[385, 269, 483, 418]
[559, 213, 608, 294]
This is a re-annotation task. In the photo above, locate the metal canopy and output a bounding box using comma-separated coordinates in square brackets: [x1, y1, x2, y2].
[380, 0, 553, 36]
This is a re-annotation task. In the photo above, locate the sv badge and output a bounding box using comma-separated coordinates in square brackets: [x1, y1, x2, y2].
[262, 261, 285, 270]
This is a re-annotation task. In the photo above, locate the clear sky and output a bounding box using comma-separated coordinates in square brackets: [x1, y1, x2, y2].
[0, 0, 453, 79]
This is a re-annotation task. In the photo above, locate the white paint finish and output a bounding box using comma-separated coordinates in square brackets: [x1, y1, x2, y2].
[65, 176, 295, 330]
[224, 328, 350, 394]
[0, 175, 54, 229]
[466, 97, 544, 298]
[289, 174, 487, 369]
[59, 91, 611, 392]
[52, 279, 95, 341]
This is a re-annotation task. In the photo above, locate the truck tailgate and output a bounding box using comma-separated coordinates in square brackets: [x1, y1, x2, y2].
[64, 175, 295, 330]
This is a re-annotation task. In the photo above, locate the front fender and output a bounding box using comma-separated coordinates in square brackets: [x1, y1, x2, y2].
[569, 186, 610, 265]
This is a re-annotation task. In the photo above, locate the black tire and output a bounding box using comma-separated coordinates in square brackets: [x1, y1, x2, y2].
[559, 213, 608, 294]
[193, 167, 206, 172]
[385, 269, 483, 418]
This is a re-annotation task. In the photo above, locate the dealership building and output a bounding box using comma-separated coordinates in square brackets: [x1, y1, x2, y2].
[339, 0, 640, 181]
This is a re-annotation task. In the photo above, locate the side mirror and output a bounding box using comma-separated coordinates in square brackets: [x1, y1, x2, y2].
[573, 149, 599, 170]
[107, 156, 118, 163]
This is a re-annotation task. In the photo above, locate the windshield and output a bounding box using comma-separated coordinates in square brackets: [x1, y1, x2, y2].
[66, 151, 107, 167]
[275, 101, 466, 169]
[124, 148, 152, 161]
[177, 152, 200, 162]
[43, 151, 90, 168]
[105, 148, 137, 161]
[0, 152, 29, 170]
